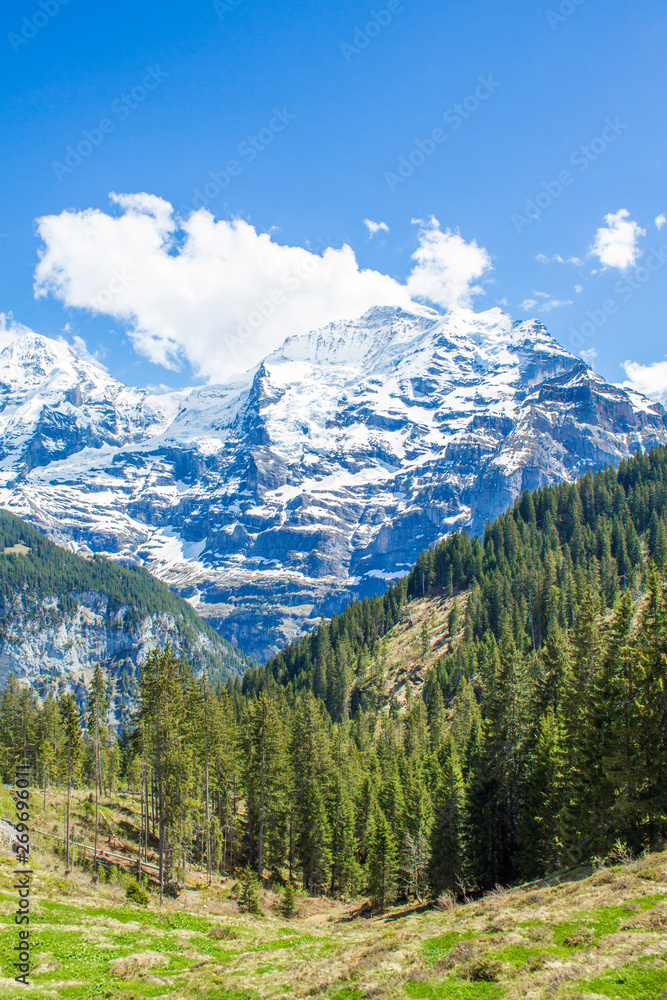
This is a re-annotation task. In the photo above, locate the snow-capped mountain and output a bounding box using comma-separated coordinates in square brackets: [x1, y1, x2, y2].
[1, 306, 665, 660]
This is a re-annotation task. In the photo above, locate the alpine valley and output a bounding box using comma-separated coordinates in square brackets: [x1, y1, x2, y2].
[1, 304, 665, 661]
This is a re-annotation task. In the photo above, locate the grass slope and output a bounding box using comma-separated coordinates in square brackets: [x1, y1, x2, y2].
[370, 590, 461, 707]
[1, 786, 666, 1000]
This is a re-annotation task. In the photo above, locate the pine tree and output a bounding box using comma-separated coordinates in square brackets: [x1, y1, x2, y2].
[326, 637, 352, 723]
[59, 693, 82, 869]
[241, 692, 287, 880]
[38, 691, 62, 805]
[137, 645, 192, 902]
[87, 664, 107, 872]
[366, 807, 398, 910]
[420, 618, 430, 660]
[354, 766, 378, 870]
[557, 588, 604, 864]
[0, 677, 39, 783]
[517, 707, 563, 878]
[536, 625, 570, 715]
[327, 729, 360, 896]
[0, 674, 21, 781]
[465, 634, 530, 887]
[377, 755, 405, 847]
[427, 685, 447, 749]
[238, 866, 262, 914]
[281, 880, 298, 917]
[210, 687, 242, 875]
[292, 694, 332, 893]
[313, 619, 330, 702]
[632, 567, 667, 845]
[428, 736, 465, 894]
[592, 593, 636, 852]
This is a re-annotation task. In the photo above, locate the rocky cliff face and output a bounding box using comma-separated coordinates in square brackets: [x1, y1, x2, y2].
[0, 590, 242, 726]
[1, 306, 665, 660]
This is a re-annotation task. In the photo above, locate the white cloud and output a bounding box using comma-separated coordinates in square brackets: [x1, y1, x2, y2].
[621, 359, 667, 404]
[0, 312, 33, 350]
[589, 209, 646, 271]
[656, 214, 666, 231]
[35, 195, 416, 381]
[574, 284, 583, 294]
[364, 219, 389, 238]
[406, 217, 492, 311]
[520, 294, 572, 313]
[542, 299, 572, 311]
[536, 253, 583, 265]
[580, 348, 597, 367]
[34, 199, 494, 381]
[64, 334, 108, 370]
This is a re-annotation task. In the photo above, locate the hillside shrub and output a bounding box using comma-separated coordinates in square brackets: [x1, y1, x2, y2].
[126, 878, 150, 905]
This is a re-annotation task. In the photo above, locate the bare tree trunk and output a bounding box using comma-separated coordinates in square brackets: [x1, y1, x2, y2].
[144, 765, 149, 861]
[289, 805, 294, 883]
[204, 683, 211, 886]
[157, 726, 163, 907]
[65, 729, 71, 871]
[140, 757, 144, 861]
[258, 736, 265, 880]
[93, 702, 100, 873]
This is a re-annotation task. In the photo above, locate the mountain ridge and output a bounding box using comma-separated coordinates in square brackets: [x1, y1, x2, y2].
[0, 306, 665, 659]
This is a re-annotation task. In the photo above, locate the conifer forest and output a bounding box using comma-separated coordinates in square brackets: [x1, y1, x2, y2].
[3, 444, 667, 909]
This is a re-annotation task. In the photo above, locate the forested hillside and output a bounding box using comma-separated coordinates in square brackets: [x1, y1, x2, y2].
[257, 445, 666, 707]
[1, 507, 218, 630]
[3, 447, 667, 905]
[238, 445, 667, 892]
[0, 508, 256, 688]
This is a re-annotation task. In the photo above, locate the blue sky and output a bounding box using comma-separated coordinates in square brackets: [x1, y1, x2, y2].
[1, 0, 665, 394]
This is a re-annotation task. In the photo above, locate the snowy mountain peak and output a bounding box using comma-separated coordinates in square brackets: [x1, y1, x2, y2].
[1, 307, 666, 660]
[0, 330, 79, 384]
[273, 305, 440, 367]
[0, 330, 122, 401]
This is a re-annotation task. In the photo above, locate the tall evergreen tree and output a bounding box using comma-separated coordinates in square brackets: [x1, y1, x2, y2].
[241, 692, 287, 879]
[292, 694, 332, 893]
[366, 807, 398, 910]
[428, 736, 465, 894]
